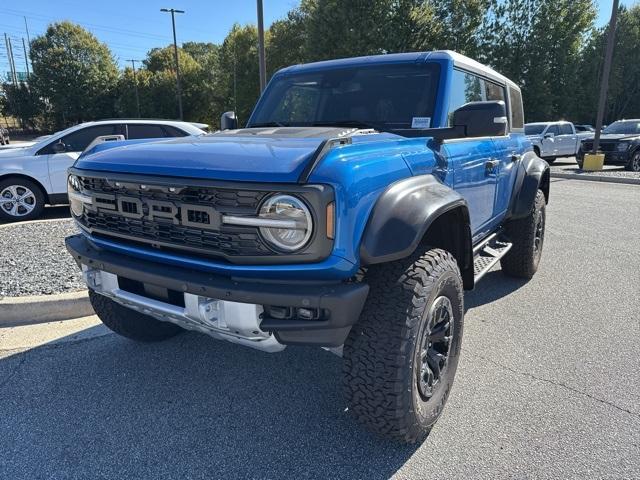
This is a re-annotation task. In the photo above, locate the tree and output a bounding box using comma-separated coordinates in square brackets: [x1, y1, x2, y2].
[1, 83, 43, 130]
[29, 21, 119, 128]
[215, 25, 261, 126]
[482, 0, 596, 122]
[574, 4, 640, 124]
[267, 9, 308, 76]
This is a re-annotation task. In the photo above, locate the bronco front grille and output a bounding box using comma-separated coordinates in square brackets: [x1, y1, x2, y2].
[76, 175, 274, 261]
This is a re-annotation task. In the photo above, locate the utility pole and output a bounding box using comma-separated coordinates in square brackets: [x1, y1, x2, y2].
[6, 35, 18, 85]
[22, 38, 30, 78]
[126, 59, 141, 118]
[592, 0, 619, 154]
[256, 0, 267, 92]
[23, 16, 31, 46]
[160, 8, 184, 120]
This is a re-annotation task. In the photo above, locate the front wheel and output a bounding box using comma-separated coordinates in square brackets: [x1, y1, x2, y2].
[89, 290, 184, 342]
[626, 151, 640, 172]
[0, 177, 45, 222]
[343, 248, 464, 443]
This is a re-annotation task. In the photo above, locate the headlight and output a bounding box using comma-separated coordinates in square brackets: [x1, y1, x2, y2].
[258, 194, 313, 252]
[68, 174, 82, 192]
[617, 143, 629, 152]
[67, 174, 85, 217]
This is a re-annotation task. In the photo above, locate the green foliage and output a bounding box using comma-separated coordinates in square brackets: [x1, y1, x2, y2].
[1, 83, 43, 129]
[28, 21, 119, 128]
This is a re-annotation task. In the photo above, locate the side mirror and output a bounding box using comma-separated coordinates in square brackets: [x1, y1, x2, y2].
[544, 132, 555, 139]
[452, 101, 507, 137]
[52, 141, 67, 154]
[220, 111, 238, 131]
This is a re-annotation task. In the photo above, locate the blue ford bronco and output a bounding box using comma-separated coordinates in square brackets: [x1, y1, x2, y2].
[65, 51, 549, 442]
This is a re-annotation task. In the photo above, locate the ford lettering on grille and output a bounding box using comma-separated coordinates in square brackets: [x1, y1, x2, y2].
[89, 192, 222, 230]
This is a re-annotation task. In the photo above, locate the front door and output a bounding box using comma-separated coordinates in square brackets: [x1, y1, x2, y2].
[42, 124, 120, 194]
[446, 138, 500, 238]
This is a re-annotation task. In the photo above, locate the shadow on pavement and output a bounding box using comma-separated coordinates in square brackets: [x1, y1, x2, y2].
[464, 270, 529, 311]
[0, 326, 419, 479]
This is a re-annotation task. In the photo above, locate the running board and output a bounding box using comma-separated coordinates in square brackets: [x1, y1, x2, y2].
[473, 235, 513, 283]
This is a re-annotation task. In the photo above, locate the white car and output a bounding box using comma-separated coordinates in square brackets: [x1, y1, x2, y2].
[0, 119, 207, 221]
[524, 121, 592, 163]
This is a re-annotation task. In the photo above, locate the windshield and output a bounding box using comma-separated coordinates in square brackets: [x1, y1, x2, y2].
[524, 124, 547, 135]
[248, 63, 440, 131]
[603, 121, 640, 135]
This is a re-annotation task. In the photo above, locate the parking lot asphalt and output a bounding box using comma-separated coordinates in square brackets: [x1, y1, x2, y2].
[0, 179, 638, 479]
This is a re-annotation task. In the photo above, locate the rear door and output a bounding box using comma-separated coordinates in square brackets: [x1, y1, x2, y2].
[556, 123, 576, 156]
[492, 85, 525, 219]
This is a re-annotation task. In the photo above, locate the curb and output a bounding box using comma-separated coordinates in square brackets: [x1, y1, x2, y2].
[550, 172, 640, 185]
[0, 290, 94, 327]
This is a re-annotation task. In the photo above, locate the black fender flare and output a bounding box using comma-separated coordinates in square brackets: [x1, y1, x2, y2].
[510, 151, 550, 219]
[360, 175, 472, 269]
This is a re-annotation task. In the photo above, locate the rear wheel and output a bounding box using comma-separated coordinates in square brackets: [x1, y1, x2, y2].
[0, 177, 45, 222]
[343, 248, 464, 443]
[501, 189, 546, 279]
[89, 290, 184, 342]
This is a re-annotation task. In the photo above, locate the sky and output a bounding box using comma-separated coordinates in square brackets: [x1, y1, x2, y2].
[0, 0, 636, 76]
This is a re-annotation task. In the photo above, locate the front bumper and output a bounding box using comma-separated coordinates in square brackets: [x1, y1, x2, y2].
[66, 234, 369, 347]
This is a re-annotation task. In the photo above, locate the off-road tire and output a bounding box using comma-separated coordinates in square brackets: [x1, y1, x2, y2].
[343, 248, 464, 443]
[0, 177, 46, 222]
[501, 189, 546, 279]
[625, 151, 640, 172]
[89, 290, 184, 342]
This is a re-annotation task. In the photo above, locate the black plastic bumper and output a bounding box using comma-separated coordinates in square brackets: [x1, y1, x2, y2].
[66, 234, 369, 347]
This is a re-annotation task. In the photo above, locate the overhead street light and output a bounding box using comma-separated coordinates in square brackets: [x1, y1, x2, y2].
[161, 8, 185, 120]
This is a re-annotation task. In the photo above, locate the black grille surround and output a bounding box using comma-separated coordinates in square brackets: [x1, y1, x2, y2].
[70, 168, 335, 265]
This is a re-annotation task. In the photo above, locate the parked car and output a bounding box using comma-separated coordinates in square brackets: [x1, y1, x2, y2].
[574, 124, 595, 133]
[65, 51, 549, 443]
[577, 119, 640, 171]
[524, 121, 591, 163]
[0, 127, 9, 145]
[0, 119, 206, 221]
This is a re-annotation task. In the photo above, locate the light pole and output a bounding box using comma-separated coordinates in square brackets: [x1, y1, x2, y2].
[592, 0, 619, 154]
[161, 8, 185, 120]
[256, 0, 266, 92]
[126, 59, 141, 118]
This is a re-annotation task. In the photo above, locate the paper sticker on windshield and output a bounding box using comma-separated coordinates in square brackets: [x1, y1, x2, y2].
[411, 117, 431, 129]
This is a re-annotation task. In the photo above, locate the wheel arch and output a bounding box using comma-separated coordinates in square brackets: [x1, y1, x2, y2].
[0, 173, 50, 203]
[359, 175, 474, 289]
[509, 151, 550, 220]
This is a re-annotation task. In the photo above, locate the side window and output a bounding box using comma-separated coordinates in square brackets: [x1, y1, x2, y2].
[127, 124, 168, 139]
[448, 69, 506, 126]
[41, 125, 117, 154]
[558, 124, 573, 135]
[546, 125, 560, 136]
[508, 87, 524, 130]
[162, 125, 189, 137]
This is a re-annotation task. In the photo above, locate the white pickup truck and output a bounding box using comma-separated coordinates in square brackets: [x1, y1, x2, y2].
[525, 121, 592, 163]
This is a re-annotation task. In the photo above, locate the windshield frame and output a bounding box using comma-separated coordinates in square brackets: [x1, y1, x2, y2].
[247, 62, 442, 133]
[602, 120, 640, 135]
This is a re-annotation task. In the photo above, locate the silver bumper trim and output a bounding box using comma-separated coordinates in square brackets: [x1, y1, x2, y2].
[83, 266, 285, 353]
